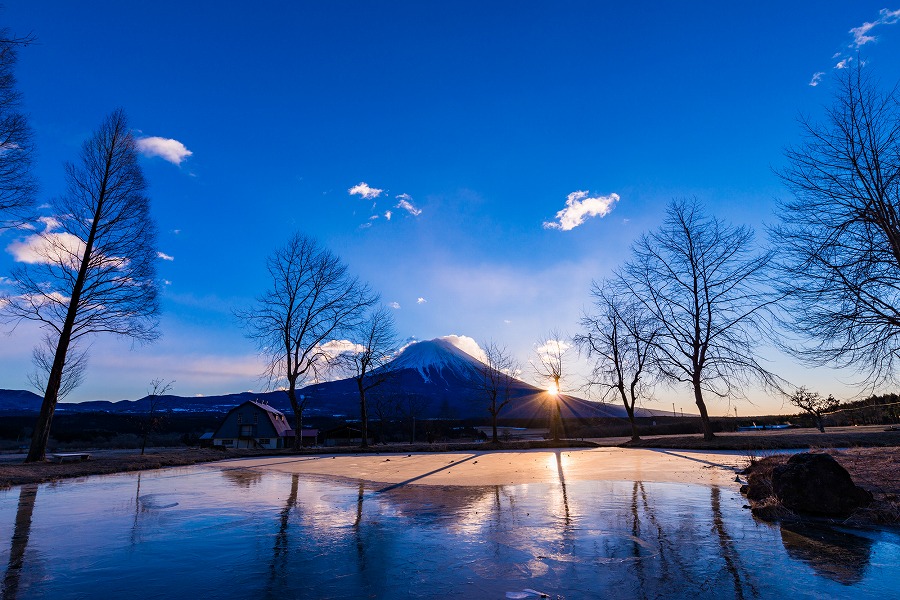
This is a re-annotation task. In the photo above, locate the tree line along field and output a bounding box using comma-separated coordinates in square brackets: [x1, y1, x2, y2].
[1, 392, 896, 452]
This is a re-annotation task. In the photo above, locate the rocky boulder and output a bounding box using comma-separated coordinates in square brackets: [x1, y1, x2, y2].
[772, 453, 873, 517]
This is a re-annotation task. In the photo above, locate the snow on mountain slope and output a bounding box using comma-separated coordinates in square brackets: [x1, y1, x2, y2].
[389, 338, 484, 384]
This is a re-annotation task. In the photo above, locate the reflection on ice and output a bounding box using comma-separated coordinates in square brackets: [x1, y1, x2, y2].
[1, 455, 898, 599]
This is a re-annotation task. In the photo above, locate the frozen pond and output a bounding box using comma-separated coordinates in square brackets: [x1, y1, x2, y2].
[1, 450, 898, 599]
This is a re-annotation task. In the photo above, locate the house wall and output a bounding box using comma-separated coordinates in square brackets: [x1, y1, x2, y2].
[212, 403, 292, 449]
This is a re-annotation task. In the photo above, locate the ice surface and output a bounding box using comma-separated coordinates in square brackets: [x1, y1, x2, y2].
[1, 450, 898, 599]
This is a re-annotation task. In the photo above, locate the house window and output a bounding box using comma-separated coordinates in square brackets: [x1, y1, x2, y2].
[237, 414, 243, 424]
[259, 438, 270, 445]
[221, 439, 233, 446]
[240, 425, 254, 437]
[253, 413, 259, 424]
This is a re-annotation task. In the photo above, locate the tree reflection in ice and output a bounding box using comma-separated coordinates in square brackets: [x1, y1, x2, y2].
[0, 460, 896, 599]
[2, 484, 37, 600]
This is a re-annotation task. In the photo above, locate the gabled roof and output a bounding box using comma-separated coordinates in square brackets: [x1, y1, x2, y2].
[215, 399, 295, 438]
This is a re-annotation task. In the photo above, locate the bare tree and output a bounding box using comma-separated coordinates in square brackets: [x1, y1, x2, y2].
[787, 387, 838, 433]
[28, 333, 88, 400]
[141, 378, 174, 455]
[774, 64, 900, 384]
[337, 305, 399, 448]
[621, 198, 779, 440]
[2, 109, 160, 462]
[0, 28, 37, 227]
[370, 388, 401, 444]
[575, 279, 657, 442]
[238, 233, 376, 449]
[475, 340, 518, 444]
[533, 331, 571, 442]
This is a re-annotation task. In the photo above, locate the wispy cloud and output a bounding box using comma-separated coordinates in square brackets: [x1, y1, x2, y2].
[384, 210, 392, 221]
[395, 193, 422, 216]
[388, 301, 400, 309]
[543, 191, 619, 231]
[157, 252, 175, 261]
[835, 57, 852, 69]
[809, 71, 825, 86]
[135, 136, 193, 165]
[850, 9, 900, 48]
[348, 182, 383, 199]
[417, 297, 426, 304]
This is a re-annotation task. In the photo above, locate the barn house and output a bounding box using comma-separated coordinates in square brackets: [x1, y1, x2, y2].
[212, 400, 295, 449]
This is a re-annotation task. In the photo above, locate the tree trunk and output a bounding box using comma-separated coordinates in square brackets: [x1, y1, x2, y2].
[626, 406, 640, 442]
[358, 379, 368, 449]
[491, 409, 498, 443]
[26, 324, 71, 462]
[287, 386, 303, 450]
[815, 414, 825, 433]
[693, 381, 715, 440]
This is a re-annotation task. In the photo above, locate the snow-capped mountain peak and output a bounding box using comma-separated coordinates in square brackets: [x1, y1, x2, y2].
[391, 338, 484, 383]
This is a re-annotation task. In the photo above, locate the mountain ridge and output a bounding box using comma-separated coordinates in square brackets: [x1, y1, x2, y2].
[0, 338, 673, 420]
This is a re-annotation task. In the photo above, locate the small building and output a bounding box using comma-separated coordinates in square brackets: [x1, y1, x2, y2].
[212, 400, 295, 449]
[322, 424, 373, 447]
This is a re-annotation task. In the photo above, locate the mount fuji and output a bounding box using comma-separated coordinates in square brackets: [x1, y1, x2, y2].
[0, 337, 668, 421]
[298, 337, 661, 421]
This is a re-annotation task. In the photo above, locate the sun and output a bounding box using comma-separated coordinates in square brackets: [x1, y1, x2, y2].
[547, 383, 559, 395]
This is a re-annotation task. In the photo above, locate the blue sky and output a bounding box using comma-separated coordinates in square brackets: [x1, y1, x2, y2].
[2, 2, 900, 414]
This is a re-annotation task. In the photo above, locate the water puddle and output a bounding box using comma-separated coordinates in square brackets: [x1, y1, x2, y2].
[1, 460, 897, 599]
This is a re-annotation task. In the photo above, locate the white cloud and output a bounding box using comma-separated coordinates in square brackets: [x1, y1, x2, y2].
[543, 191, 619, 231]
[157, 251, 175, 261]
[358, 222, 373, 230]
[388, 301, 400, 309]
[8, 232, 85, 267]
[319, 339, 366, 357]
[440, 334, 487, 363]
[163, 280, 172, 285]
[850, 9, 900, 47]
[835, 57, 852, 69]
[173, 229, 181, 235]
[135, 136, 193, 165]
[809, 71, 825, 86]
[535, 339, 571, 361]
[369, 215, 379, 220]
[38, 216, 61, 231]
[384, 210, 392, 221]
[395, 194, 422, 216]
[417, 297, 426, 304]
[348, 182, 383, 199]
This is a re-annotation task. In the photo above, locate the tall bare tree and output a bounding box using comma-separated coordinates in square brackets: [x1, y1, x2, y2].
[575, 279, 657, 442]
[238, 233, 376, 449]
[475, 340, 518, 443]
[774, 64, 900, 384]
[141, 378, 174, 455]
[533, 331, 571, 442]
[337, 305, 399, 448]
[0, 28, 37, 227]
[2, 109, 160, 461]
[621, 198, 778, 440]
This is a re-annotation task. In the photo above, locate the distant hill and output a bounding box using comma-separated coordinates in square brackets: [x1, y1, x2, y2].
[0, 389, 44, 412]
[0, 338, 673, 421]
